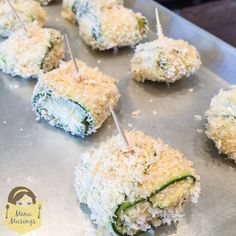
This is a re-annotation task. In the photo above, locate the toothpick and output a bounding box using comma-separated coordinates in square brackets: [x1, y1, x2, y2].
[110, 106, 130, 151]
[64, 34, 80, 78]
[155, 8, 164, 38]
[6, 0, 30, 35]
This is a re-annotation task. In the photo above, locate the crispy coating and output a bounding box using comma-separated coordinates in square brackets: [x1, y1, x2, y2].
[35, 60, 120, 130]
[75, 130, 200, 234]
[0, 0, 45, 37]
[0, 24, 64, 78]
[75, 0, 148, 50]
[206, 88, 236, 161]
[131, 37, 201, 83]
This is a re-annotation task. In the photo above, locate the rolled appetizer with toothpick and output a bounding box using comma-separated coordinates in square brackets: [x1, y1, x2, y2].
[74, 0, 148, 50]
[75, 108, 200, 235]
[0, 0, 45, 37]
[32, 59, 120, 137]
[131, 9, 201, 83]
[206, 88, 236, 162]
[0, 24, 64, 78]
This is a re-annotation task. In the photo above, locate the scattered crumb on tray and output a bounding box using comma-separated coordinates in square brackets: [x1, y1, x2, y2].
[128, 123, 133, 128]
[153, 110, 157, 115]
[196, 128, 203, 133]
[149, 99, 153, 103]
[194, 115, 202, 121]
[97, 59, 101, 64]
[2, 120, 7, 124]
[188, 88, 194, 92]
[26, 176, 33, 182]
[9, 84, 19, 89]
[132, 109, 141, 118]
[229, 166, 234, 171]
[19, 128, 24, 132]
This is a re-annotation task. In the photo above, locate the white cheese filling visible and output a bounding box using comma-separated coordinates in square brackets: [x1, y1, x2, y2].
[40, 96, 88, 134]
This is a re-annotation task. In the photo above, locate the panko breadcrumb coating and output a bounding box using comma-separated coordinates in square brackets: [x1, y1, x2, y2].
[206, 88, 236, 162]
[75, 130, 200, 235]
[131, 37, 201, 83]
[0, 24, 64, 79]
[0, 0, 45, 37]
[32, 60, 120, 137]
[61, 0, 123, 23]
[74, 0, 148, 50]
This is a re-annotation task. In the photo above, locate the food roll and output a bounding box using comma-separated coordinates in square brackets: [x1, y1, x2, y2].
[75, 131, 200, 235]
[74, 0, 148, 50]
[32, 60, 120, 137]
[206, 88, 236, 162]
[131, 37, 201, 83]
[0, 24, 64, 79]
[0, 0, 45, 37]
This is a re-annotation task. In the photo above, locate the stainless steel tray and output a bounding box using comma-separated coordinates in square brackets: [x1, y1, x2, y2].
[0, 1, 236, 235]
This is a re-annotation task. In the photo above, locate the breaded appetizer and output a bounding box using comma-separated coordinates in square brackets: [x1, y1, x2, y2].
[0, 24, 64, 79]
[131, 37, 201, 83]
[0, 0, 45, 37]
[32, 60, 120, 137]
[75, 131, 200, 235]
[75, 0, 148, 50]
[206, 88, 236, 162]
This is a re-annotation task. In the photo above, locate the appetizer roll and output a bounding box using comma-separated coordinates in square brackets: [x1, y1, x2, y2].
[0, 0, 45, 37]
[131, 37, 201, 83]
[32, 60, 120, 137]
[75, 1, 148, 50]
[0, 24, 64, 79]
[206, 88, 236, 162]
[75, 131, 200, 235]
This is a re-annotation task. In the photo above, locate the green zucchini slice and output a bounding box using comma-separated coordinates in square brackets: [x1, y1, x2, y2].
[112, 175, 196, 236]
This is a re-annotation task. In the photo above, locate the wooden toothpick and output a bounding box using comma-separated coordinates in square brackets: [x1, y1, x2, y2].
[110, 106, 130, 151]
[155, 8, 164, 38]
[7, 0, 30, 35]
[64, 34, 80, 78]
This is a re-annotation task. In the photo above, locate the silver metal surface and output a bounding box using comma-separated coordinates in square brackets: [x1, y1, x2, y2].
[0, 1, 236, 235]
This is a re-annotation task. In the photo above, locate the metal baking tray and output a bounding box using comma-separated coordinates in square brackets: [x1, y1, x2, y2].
[0, 0, 235, 235]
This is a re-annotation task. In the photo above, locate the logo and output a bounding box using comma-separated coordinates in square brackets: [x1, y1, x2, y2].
[2, 186, 43, 234]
